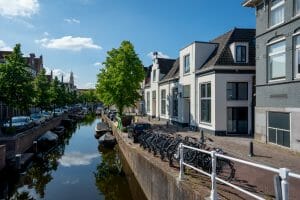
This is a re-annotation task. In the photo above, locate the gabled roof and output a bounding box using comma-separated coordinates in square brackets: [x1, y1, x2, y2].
[199, 28, 256, 72]
[157, 58, 176, 78]
[160, 58, 179, 83]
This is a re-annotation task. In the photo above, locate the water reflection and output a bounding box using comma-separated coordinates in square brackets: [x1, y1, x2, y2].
[0, 115, 144, 200]
[94, 145, 133, 200]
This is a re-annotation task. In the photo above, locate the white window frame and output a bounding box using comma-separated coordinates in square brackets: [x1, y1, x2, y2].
[199, 82, 211, 124]
[295, 34, 300, 78]
[267, 111, 291, 148]
[269, 0, 285, 28]
[235, 45, 247, 63]
[184, 54, 190, 74]
[295, 0, 300, 16]
[152, 69, 156, 82]
[268, 40, 286, 81]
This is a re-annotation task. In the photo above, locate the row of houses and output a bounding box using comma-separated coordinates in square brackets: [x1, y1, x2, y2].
[141, 0, 300, 152]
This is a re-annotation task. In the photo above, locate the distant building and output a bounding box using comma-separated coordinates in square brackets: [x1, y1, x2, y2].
[0, 51, 44, 77]
[62, 71, 77, 92]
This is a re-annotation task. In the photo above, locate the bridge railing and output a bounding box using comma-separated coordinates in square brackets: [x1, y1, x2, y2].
[178, 143, 300, 200]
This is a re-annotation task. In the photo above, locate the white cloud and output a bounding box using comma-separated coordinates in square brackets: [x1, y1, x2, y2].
[59, 152, 98, 167]
[64, 18, 80, 24]
[147, 51, 170, 59]
[0, 0, 39, 18]
[35, 36, 102, 51]
[0, 40, 12, 51]
[93, 62, 102, 67]
[44, 66, 77, 83]
[43, 31, 49, 36]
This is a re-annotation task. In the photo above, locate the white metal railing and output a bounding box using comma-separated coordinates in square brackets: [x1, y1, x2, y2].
[178, 143, 300, 200]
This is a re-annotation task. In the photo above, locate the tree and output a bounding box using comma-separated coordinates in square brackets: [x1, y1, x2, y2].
[96, 41, 145, 116]
[49, 76, 60, 110]
[0, 44, 34, 123]
[34, 68, 51, 110]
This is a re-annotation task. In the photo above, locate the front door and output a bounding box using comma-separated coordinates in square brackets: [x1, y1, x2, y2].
[227, 107, 248, 134]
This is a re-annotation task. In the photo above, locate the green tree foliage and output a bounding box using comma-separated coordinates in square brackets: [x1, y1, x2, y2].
[34, 68, 51, 110]
[0, 44, 34, 118]
[49, 76, 60, 109]
[96, 41, 144, 116]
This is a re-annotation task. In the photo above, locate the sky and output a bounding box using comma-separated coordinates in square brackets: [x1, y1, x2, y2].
[0, 0, 255, 89]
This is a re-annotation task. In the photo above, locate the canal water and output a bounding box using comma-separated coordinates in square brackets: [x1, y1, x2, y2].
[0, 115, 146, 200]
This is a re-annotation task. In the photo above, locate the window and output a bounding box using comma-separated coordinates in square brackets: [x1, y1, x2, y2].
[146, 92, 150, 112]
[152, 91, 156, 99]
[200, 83, 211, 123]
[268, 40, 286, 80]
[172, 88, 178, 117]
[153, 69, 156, 82]
[295, 35, 300, 77]
[236, 45, 247, 63]
[227, 107, 248, 134]
[270, 0, 284, 27]
[296, 0, 300, 16]
[183, 85, 190, 98]
[227, 82, 248, 100]
[184, 54, 190, 73]
[268, 112, 290, 147]
[161, 90, 166, 115]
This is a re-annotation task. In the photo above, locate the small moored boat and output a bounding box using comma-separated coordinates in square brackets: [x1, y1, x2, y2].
[98, 132, 117, 148]
[94, 122, 110, 139]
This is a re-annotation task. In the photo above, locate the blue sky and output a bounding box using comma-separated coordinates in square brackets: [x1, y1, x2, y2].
[0, 0, 255, 89]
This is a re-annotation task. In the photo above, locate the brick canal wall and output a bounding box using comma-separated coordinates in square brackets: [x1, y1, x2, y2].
[0, 145, 5, 170]
[103, 115, 210, 200]
[0, 116, 62, 159]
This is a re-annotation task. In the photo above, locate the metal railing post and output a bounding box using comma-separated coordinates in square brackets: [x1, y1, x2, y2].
[210, 151, 217, 200]
[279, 168, 290, 200]
[179, 143, 184, 180]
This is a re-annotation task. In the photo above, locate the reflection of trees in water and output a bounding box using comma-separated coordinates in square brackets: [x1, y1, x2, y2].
[94, 146, 133, 200]
[78, 114, 97, 126]
[0, 125, 76, 200]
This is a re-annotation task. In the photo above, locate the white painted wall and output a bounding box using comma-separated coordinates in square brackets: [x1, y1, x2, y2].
[214, 73, 254, 134]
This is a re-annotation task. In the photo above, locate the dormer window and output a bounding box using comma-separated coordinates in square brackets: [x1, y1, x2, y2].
[153, 69, 156, 82]
[236, 45, 247, 63]
[269, 0, 284, 27]
[184, 54, 190, 73]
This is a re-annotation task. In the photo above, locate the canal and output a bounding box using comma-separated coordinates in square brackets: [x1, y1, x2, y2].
[0, 115, 146, 200]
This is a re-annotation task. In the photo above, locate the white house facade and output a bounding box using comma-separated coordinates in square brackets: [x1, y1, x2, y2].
[143, 28, 256, 136]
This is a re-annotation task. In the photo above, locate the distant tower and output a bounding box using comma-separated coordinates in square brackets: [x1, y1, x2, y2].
[69, 71, 74, 86]
[61, 75, 64, 83]
[50, 70, 53, 79]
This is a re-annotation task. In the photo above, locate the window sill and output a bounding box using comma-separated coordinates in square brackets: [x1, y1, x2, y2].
[183, 72, 191, 76]
[292, 14, 300, 20]
[267, 21, 285, 31]
[199, 121, 212, 126]
[268, 78, 286, 83]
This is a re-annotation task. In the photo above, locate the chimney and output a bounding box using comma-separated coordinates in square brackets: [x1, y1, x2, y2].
[153, 51, 158, 64]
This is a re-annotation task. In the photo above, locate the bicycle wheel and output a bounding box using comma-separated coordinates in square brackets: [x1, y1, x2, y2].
[216, 158, 235, 181]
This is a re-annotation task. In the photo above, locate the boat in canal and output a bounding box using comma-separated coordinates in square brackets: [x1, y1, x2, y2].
[98, 132, 117, 148]
[94, 122, 110, 139]
[0, 116, 145, 200]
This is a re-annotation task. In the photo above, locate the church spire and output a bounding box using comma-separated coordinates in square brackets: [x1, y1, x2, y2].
[69, 71, 74, 85]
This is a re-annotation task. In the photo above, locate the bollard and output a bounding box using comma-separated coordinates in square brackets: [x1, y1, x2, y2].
[166, 121, 169, 128]
[148, 115, 150, 121]
[210, 151, 218, 200]
[33, 141, 38, 153]
[179, 143, 184, 180]
[249, 141, 254, 157]
[200, 130, 204, 143]
[279, 168, 290, 200]
[15, 154, 22, 170]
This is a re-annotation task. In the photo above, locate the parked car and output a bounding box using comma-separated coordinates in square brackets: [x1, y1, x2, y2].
[41, 111, 53, 121]
[3, 116, 34, 133]
[128, 122, 151, 143]
[30, 113, 46, 126]
[53, 108, 63, 116]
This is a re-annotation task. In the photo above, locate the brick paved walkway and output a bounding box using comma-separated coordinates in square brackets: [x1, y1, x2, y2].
[136, 116, 300, 199]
